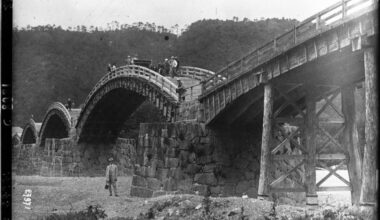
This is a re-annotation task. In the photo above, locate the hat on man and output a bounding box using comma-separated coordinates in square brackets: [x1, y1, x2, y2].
[108, 157, 114, 162]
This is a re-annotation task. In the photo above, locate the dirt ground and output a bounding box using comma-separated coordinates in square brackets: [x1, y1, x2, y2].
[12, 175, 354, 220]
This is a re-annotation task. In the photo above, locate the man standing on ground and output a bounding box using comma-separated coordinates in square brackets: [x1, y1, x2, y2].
[106, 157, 119, 196]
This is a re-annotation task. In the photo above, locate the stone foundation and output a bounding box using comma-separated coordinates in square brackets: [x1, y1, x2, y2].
[13, 137, 137, 177]
[130, 122, 262, 198]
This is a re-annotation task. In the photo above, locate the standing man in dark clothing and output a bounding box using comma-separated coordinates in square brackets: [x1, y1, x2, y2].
[106, 157, 118, 196]
[107, 63, 112, 72]
[176, 79, 186, 102]
[67, 98, 73, 111]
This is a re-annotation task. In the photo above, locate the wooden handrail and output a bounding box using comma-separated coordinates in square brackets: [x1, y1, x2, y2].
[177, 66, 215, 81]
[201, 0, 376, 94]
[80, 65, 179, 115]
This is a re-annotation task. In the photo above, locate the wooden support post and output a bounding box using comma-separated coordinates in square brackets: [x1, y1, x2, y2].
[258, 82, 273, 200]
[305, 86, 318, 206]
[341, 85, 362, 205]
[360, 47, 378, 207]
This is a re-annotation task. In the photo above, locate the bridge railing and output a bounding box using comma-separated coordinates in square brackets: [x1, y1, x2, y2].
[201, 0, 376, 94]
[81, 65, 179, 112]
[46, 102, 71, 124]
[177, 66, 215, 81]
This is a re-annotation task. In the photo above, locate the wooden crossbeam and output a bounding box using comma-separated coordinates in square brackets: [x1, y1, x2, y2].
[323, 95, 344, 119]
[316, 125, 344, 154]
[316, 161, 349, 187]
[273, 160, 305, 188]
[273, 155, 305, 160]
[270, 160, 305, 187]
[275, 117, 304, 127]
[317, 186, 351, 191]
[271, 187, 306, 193]
[273, 124, 306, 154]
[317, 153, 346, 160]
[317, 125, 345, 152]
[316, 89, 340, 117]
[273, 84, 304, 118]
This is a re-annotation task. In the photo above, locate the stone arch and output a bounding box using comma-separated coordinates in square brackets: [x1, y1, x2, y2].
[39, 102, 71, 146]
[76, 65, 179, 144]
[20, 119, 41, 144]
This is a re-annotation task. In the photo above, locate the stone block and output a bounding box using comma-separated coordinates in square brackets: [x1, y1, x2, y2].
[152, 190, 166, 197]
[130, 186, 153, 198]
[146, 166, 156, 178]
[131, 175, 147, 187]
[146, 177, 162, 190]
[234, 157, 250, 170]
[169, 167, 181, 179]
[244, 171, 255, 180]
[134, 166, 147, 177]
[157, 168, 169, 180]
[168, 158, 179, 168]
[163, 178, 177, 191]
[210, 186, 221, 196]
[202, 164, 217, 173]
[177, 179, 193, 192]
[221, 183, 235, 196]
[235, 180, 250, 195]
[192, 184, 208, 196]
[246, 187, 258, 198]
[167, 148, 178, 158]
[194, 173, 217, 186]
[200, 137, 210, 144]
[196, 155, 213, 165]
[185, 164, 201, 175]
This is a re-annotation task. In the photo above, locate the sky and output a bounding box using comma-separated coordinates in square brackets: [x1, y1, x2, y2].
[13, 0, 340, 30]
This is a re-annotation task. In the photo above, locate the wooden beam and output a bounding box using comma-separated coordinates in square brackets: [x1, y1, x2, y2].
[360, 47, 377, 206]
[258, 82, 273, 199]
[270, 187, 306, 193]
[341, 85, 362, 205]
[270, 161, 305, 187]
[275, 117, 304, 126]
[273, 85, 306, 117]
[317, 161, 350, 187]
[317, 153, 346, 160]
[317, 186, 351, 191]
[304, 85, 318, 205]
[272, 155, 305, 160]
[316, 125, 344, 154]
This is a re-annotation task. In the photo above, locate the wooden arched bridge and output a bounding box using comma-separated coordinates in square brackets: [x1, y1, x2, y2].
[21, 0, 377, 207]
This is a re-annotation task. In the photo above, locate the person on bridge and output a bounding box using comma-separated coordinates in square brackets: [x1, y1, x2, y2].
[126, 56, 132, 65]
[176, 79, 186, 102]
[105, 157, 119, 197]
[67, 98, 73, 111]
[163, 58, 170, 76]
[169, 56, 178, 78]
[107, 63, 112, 72]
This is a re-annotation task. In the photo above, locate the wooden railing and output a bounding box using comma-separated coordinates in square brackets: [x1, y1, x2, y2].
[201, 0, 377, 93]
[177, 66, 215, 81]
[81, 65, 179, 114]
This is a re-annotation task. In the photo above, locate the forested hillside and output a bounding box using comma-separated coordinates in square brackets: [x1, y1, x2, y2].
[13, 18, 298, 126]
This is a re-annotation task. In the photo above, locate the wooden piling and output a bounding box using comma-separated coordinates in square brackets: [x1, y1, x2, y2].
[258, 82, 273, 199]
[341, 85, 362, 205]
[360, 47, 377, 206]
[305, 86, 318, 206]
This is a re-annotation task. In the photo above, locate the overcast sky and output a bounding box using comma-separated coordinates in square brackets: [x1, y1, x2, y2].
[14, 0, 340, 29]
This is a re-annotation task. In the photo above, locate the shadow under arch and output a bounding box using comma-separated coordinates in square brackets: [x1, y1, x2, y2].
[76, 65, 179, 144]
[20, 119, 41, 144]
[39, 102, 72, 146]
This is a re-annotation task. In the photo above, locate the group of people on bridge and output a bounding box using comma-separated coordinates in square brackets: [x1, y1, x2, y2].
[107, 56, 180, 78]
